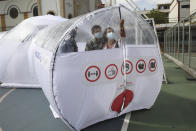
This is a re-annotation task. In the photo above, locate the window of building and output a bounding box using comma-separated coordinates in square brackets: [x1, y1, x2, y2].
[9, 7, 19, 19]
[33, 6, 38, 16]
[181, 5, 190, 8]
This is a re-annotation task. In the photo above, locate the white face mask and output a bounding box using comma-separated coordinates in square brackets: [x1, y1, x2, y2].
[107, 32, 116, 40]
[94, 32, 102, 39]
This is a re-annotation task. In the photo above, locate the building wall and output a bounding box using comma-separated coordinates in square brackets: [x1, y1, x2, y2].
[0, 0, 101, 31]
[180, 1, 190, 20]
[65, 0, 74, 17]
[40, 0, 60, 16]
[169, 0, 179, 23]
[40, 0, 101, 18]
[169, 0, 190, 23]
[0, 0, 38, 31]
[190, 0, 196, 14]
[89, 0, 95, 12]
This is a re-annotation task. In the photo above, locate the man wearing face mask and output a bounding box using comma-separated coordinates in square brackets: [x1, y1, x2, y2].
[85, 25, 104, 51]
[59, 28, 78, 54]
[103, 27, 119, 49]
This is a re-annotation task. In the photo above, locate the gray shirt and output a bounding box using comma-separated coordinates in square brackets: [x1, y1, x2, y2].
[85, 38, 104, 51]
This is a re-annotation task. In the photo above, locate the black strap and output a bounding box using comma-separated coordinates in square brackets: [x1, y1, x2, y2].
[119, 7, 122, 20]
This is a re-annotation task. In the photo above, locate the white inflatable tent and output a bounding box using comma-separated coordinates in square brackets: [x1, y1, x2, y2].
[0, 15, 66, 87]
[0, 4, 164, 131]
[0, 32, 7, 40]
[29, 4, 163, 130]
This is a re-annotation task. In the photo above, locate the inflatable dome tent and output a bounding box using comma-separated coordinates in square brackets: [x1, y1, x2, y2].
[0, 4, 164, 131]
[0, 15, 66, 87]
[0, 32, 7, 40]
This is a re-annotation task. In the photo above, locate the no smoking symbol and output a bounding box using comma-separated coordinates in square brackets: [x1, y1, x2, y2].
[85, 66, 101, 82]
[121, 60, 133, 75]
[136, 59, 146, 73]
[105, 64, 118, 80]
[149, 59, 157, 72]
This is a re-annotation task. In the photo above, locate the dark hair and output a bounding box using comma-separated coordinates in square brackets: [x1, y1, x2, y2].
[47, 11, 55, 15]
[68, 14, 73, 19]
[91, 25, 101, 34]
[103, 27, 115, 43]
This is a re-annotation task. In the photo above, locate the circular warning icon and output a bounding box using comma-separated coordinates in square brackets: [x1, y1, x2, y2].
[105, 64, 118, 80]
[136, 59, 146, 73]
[85, 66, 101, 82]
[121, 60, 133, 75]
[149, 58, 157, 72]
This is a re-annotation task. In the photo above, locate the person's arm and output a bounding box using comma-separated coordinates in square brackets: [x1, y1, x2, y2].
[72, 40, 78, 52]
[115, 41, 119, 48]
[85, 41, 92, 51]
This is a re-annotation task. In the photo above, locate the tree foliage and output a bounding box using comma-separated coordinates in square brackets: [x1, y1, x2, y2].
[146, 10, 168, 24]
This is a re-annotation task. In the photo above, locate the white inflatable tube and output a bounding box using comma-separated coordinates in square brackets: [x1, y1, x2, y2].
[29, 5, 163, 130]
[0, 15, 67, 88]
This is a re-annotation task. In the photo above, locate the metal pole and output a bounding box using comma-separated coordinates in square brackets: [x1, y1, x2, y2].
[182, 20, 185, 63]
[174, 26, 176, 57]
[188, 16, 192, 67]
[169, 30, 171, 54]
[178, 22, 180, 59]
[172, 28, 174, 56]
[166, 32, 167, 53]
[164, 32, 166, 54]
[168, 30, 170, 54]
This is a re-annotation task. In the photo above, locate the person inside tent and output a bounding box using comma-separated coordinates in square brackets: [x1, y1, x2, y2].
[103, 27, 119, 49]
[59, 28, 78, 53]
[85, 25, 104, 51]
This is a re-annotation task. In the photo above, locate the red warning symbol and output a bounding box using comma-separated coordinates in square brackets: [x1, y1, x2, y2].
[136, 59, 146, 73]
[149, 58, 157, 72]
[121, 60, 133, 75]
[105, 64, 118, 80]
[85, 66, 101, 82]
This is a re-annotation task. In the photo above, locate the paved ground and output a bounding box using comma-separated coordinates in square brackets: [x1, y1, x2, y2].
[168, 52, 196, 70]
[0, 57, 196, 131]
[128, 57, 196, 131]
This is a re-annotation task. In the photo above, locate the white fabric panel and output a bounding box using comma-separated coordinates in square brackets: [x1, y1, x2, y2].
[53, 49, 124, 130]
[119, 45, 163, 115]
[29, 43, 61, 117]
[53, 46, 163, 130]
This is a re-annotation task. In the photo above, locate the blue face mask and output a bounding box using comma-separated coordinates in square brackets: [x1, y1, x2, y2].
[94, 32, 102, 39]
[107, 32, 116, 40]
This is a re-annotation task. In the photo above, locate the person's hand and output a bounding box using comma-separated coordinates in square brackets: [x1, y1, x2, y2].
[120, 19, 126, 37]
[98, 4, 105, 8]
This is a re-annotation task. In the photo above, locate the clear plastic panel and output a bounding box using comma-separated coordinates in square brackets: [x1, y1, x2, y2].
[33, 5, 158, 55]
[33, 16, 81, 52]
[120, 7, 157, 45]
[73, 7, 121, 52]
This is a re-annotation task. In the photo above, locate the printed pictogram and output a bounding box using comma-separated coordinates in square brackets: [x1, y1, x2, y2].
[121, 60, 133, 75]
[149, 58, 157, 72]
[136, 59, 146, 73]
[105, 64, 118, 80]
[85, 66, 101, 82]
